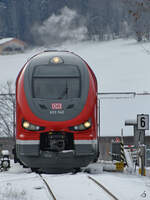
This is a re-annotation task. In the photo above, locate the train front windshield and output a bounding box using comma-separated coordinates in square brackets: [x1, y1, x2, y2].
[32, 65, 81, 99]
[33, 77, 80, 99]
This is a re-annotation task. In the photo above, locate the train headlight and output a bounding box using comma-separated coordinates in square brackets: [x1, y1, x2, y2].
[84, 121, 91, 128]
[23, 121, 30, 129]
[22, 120, 45, 131]
[50, 56, 64, 64]
[69, 120, 92, 131]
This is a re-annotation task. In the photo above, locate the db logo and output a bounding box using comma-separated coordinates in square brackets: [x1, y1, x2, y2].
[51, 103, 62, 110]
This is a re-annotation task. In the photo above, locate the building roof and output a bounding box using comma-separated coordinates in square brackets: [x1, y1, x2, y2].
[0, 37, 14, 45]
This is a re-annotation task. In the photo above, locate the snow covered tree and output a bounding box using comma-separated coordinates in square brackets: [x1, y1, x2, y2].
[123, 0, 150, 41]
[0, 81, 15, 137]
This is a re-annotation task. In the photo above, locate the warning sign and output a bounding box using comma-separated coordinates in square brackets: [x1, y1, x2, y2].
[115, 162, 124, 171]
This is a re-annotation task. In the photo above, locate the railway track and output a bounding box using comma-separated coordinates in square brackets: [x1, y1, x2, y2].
[88, 176, 119, 200]
[39, 173, 120, 200]
[0, 172, 57, 200]
[39, 174, 119, 200]
[39, 174, 57, 200]
[0, 170, 120, 200]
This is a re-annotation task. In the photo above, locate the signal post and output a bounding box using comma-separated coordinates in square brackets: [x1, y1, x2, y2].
[125, 114, 149, 176]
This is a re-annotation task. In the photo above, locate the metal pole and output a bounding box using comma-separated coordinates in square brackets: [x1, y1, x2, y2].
[121, 128, 124, 143]
[141, 145, 146, 176]
[139, 145, 146, 176]
[120, 129, 125, 165]
[134, 125, 139, 148]
[12, 100, 16, 141]
[139, 130, 145, 145]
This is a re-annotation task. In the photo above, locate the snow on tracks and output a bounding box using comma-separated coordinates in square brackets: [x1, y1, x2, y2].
[42, 173, 116, 200]
[1, 161, 150, 200]
[88, 176, 119, 200]
[0, 171, 54, 200]
[39, 174, 57, 200]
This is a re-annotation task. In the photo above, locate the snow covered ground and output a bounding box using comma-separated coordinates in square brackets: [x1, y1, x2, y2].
[1, 39, 150, 136]
[0, 161, 150, 200]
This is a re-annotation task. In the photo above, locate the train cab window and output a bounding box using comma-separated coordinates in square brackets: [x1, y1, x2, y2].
[32, 77, 80, 99]
[32, 65, 81, 99]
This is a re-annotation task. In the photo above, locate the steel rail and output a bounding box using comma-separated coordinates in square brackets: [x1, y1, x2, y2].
[88, 176, 119, 200]
[39, 174, 57, 200]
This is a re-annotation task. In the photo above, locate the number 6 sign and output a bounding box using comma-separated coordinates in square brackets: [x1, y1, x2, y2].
[137, 114, 149, 130]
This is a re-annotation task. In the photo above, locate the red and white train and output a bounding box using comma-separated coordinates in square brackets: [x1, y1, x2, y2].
[14, 51, 99, 173]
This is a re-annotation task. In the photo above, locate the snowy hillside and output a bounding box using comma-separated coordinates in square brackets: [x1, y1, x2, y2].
[0, 39, 150, 136]
[1, 39, 150, 92]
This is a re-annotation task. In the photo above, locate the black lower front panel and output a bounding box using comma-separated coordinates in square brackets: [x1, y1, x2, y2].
[40, 132, 74, 152]
[18, 152, 95, 173]
[16, 133, 97, 173]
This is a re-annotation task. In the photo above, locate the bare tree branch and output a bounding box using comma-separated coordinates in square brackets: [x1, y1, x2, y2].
[0, 81, 15, 137]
